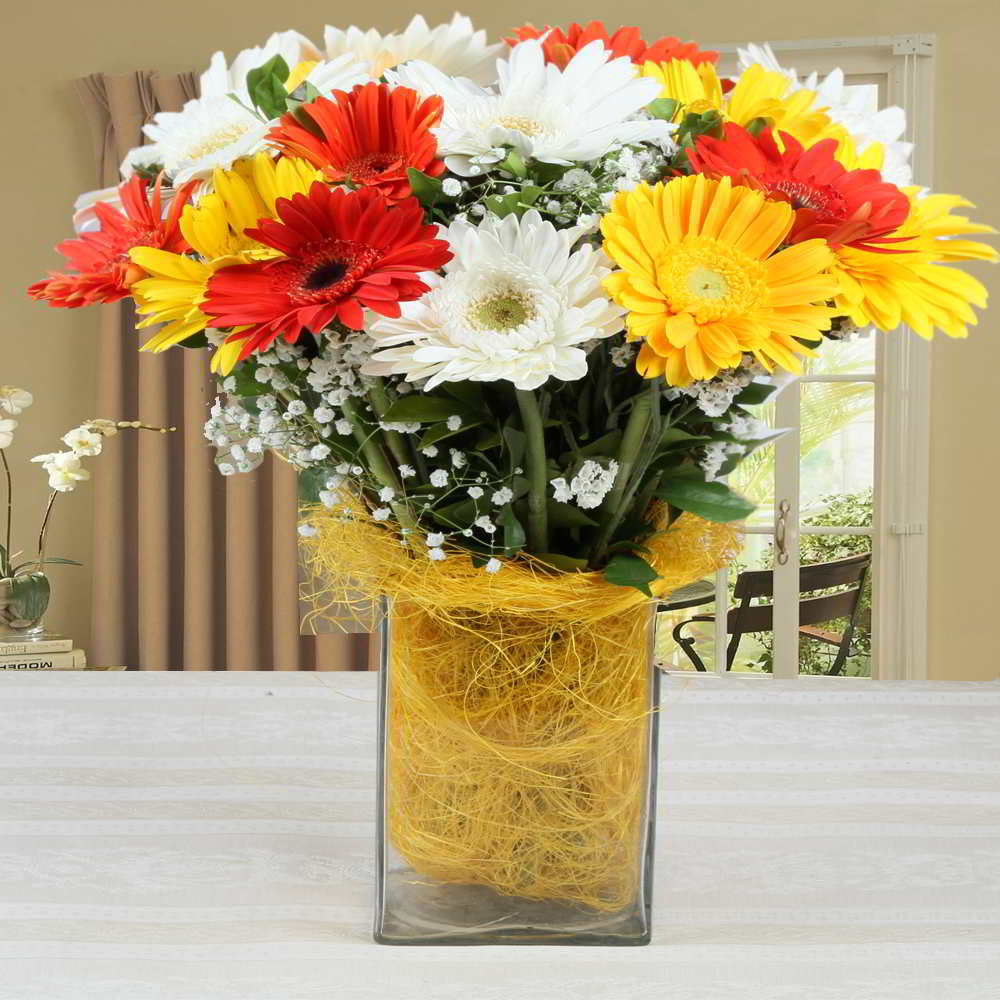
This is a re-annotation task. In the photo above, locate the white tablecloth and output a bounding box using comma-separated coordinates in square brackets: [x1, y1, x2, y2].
[0, 672, 998, 1000]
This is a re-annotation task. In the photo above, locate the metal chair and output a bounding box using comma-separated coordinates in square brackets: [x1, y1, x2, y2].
[670, 553, 871, 675]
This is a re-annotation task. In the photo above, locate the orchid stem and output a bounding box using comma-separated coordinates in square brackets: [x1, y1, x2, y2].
[36, 491, 57, 573]
[0, 449, 11, 578]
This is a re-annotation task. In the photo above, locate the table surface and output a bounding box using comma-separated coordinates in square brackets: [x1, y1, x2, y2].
[1, 672, 998, 1000]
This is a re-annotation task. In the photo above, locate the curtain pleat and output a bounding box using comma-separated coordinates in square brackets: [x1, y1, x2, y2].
[77, 72, 371, 671]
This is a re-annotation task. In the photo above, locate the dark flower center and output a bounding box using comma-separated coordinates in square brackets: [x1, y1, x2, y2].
[288, 239, 381, 305]
[303, 259, 348, 290]
[345, 152, 402, 184]
[768, 179, 848, 220]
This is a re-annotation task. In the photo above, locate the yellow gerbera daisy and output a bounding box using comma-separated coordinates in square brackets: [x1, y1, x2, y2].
[129, 153, 323, 372]
[601, 174, 840, 385]
[642, 59, 877, 171]
[832, 188, 997, 338]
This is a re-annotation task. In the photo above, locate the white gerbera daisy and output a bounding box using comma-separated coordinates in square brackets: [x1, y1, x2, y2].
[122, 94, 272, 184]
[120, 33, 368, 184]
[738, 42, 913, 186]
[200, 30, 368, 102]
[363, 210, 624, 391]
[324, 13, 503, 85]
[389, 39, 672, 177]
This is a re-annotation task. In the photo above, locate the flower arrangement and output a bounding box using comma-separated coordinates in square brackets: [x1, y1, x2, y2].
[28, 17, 995, 590]
[26, 16, 997, 943]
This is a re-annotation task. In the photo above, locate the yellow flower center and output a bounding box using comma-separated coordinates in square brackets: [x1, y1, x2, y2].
[184, 123, 254, 162]
[467, 289, 535, 330]
[494, 115, 545, 137]
[656, 238, 766, 323]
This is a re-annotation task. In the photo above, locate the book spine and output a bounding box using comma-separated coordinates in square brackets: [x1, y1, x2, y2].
[0, 639, 73, 656]
[0, 649, 86, 669]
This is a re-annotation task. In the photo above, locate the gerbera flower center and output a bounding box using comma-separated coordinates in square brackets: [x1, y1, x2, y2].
[494, 115, 546, 137]
[344, 152, 403, 184]
[768, 179, 848, 220]
[656, 238, 766, 323]
[466, 288, 536, 331]
[290, 240, 382, 304]
[182, 122, 255, 162]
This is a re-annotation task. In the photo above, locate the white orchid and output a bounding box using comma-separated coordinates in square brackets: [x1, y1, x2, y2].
[62, 426, 104, 457]
[364, 210, 625, 391]
[389, 39, 673, 176]
[0, 418, 17, 449]
[0, 387, 33, 416]
[31, 451, 91, 493]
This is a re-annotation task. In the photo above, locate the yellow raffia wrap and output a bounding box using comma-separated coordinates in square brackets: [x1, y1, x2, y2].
[301, 504, 741, 909]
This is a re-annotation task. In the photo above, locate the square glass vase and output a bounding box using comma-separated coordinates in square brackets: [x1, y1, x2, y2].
[374, 598, 660, 946]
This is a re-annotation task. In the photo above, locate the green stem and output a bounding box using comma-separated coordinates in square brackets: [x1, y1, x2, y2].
[362, 376, 411, 470]
[340, 397, 416, 533]
[0, 449, 11, 577]
[588, 387, 655, 567]
[515, 388, 549, 554]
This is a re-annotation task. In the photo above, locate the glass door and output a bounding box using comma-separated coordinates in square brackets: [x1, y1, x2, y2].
[659, 38, 933, 679]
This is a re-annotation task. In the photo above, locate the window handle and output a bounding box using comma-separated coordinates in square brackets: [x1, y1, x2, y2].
[775, 499, 791, 566]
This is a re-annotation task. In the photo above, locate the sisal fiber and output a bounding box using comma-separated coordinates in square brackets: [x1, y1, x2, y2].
[301, 505, 740, 909]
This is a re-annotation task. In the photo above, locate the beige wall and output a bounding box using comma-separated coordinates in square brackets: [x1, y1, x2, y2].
[4, 0, 997, 677]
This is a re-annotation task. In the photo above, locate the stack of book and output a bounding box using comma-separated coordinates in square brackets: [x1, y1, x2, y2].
[0, 634, 87, 669]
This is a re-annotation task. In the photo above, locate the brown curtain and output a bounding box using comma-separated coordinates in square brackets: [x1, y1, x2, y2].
[77, 72, 371, 671]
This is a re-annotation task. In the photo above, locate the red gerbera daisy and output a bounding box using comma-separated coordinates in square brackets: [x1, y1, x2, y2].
[268, 83, 444, 204]
[28, 174, 195, 308]
[202, 183, 451, 361]
[505, 21, 718, 70]
[687, 123, 911, 251]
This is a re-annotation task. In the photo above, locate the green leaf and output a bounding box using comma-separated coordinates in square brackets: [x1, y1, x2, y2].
[647, 97, 679, 121]
[228, 364, 270, 398]
[419, 420, 483, 449]
[497, 503, 526, 555]
[546, 500, 599, 529]
[501, 424, 527, 472]
[286, 80, 321, 109]
[439, 381, 485, 409]
[534, 552, 588, 572]
[382, 395, 473, 424]
[432, 497, 478, 529]
[485, 184, 544, 219]
[572, 429, 623, 461]
[246, 54, 290, 119]
[498, 149, 527, 178]
[603, 553, 660, 597]
[10, 557, 83, 574]
[734, 381, 778, 406]
[406, 167, 444, 207]
[298, 466, 329, 504]
[176, 332, 209, 349]
[656, 469, 756, 523]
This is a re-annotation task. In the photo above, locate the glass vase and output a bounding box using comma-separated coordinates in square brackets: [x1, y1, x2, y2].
[0, 572, 50, 638]
[374, 597, 659, 946]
